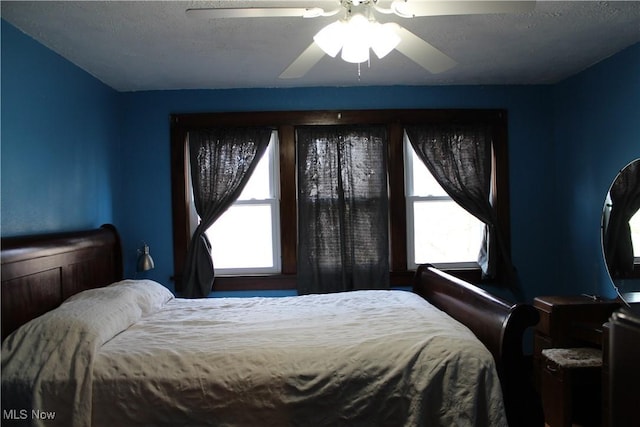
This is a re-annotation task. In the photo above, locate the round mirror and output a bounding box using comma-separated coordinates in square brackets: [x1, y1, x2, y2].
[602, 158, 640, 313]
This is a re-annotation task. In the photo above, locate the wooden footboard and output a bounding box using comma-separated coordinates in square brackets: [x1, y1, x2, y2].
[413, 264, 543, 427]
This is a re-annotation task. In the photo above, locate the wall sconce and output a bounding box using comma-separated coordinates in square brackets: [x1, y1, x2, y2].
[137, 242, 155, 272]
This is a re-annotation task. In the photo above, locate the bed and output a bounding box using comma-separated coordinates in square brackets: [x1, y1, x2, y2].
[1, 225, 542, 426]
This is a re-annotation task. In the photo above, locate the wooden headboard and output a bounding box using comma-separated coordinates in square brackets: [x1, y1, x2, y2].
[1, 224, 123, 341]
[413, 264, 543, 427]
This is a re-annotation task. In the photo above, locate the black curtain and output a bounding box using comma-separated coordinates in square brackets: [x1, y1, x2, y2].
[182, 128, 272, 298]
[297, 125, 389, 294]
[405, 124, 519, 293]
[605, 159, 640, 278]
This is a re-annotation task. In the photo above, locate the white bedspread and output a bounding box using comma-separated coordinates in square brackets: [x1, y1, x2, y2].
[2, 281, 507, 427]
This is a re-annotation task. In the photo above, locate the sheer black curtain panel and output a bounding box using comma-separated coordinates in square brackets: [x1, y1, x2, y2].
[297, 125, 390, 294]
[405, 124, 520, 295]
[182, 127, 272, 298]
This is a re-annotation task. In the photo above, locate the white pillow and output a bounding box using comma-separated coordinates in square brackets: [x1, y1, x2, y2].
[69, 279, 174, 315]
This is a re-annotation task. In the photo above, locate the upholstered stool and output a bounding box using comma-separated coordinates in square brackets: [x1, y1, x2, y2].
[541, 347, 603, 427]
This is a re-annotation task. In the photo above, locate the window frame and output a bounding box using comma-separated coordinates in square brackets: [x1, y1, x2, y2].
[403, 131, 486, 271]
[202, 132, 281, 276]
[170, 110, 510, 292]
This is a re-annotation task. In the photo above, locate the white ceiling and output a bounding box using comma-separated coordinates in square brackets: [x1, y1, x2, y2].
[2, 1, 639, 92]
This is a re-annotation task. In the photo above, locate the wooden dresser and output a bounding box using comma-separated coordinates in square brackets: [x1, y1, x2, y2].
[533, 296, 621, 426]
[534, 296, 620, 373]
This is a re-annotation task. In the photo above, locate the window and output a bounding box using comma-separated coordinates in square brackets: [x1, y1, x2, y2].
[171, 110, 510, 291]
[204, 132, 281, 275]
[296, 126, 389, 293]
[404, 133, 484, 270]
[631, 210, 640, 259]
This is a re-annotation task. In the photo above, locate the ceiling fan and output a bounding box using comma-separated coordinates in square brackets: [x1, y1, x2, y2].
[186, 0, 535, 79]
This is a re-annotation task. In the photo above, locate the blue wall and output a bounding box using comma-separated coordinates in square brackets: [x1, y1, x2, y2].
[2, 18, 638, 302]
[117, 85, 555, 297]
[1, 22, 120, 235]
[553, 44, 640, 298]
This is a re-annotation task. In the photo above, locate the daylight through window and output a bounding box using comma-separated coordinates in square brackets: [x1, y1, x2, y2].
[205, 131, 281, 275]
[631, 210, 640, 259]
[403, 133, 484, 269]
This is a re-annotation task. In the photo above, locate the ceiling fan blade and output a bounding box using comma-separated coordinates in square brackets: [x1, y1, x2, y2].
[391, 1, 535, 18]
[392, 25, 457, 73]
[185, 7, 329, 19]
[279, 42, 326, 79]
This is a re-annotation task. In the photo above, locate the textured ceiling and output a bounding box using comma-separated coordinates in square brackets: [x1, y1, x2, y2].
[2, 1, 639, 92]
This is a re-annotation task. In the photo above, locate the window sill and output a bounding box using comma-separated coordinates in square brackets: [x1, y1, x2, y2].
[208, 268, 483, 291]
[213, 275, 297, 291]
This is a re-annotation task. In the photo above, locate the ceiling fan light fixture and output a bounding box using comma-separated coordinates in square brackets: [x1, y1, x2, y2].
[314, 10, 405, 66]
[341, 38, 370, 63]
[313, 20, 345, 57]
[344, 13, 369, 39]
[340, 13, 370, 63]
[370, 22, 401, 59]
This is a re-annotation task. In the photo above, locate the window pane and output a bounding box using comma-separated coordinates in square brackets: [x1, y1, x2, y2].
[631, 210, 640, 258]
[412, 200, 484, 264]
[406, 134, 485, 267]
[207, 204, 275, 269]
[410, 148, 448, 197]
[200, 132, 280, 275]
[237, 137, 273, 200]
